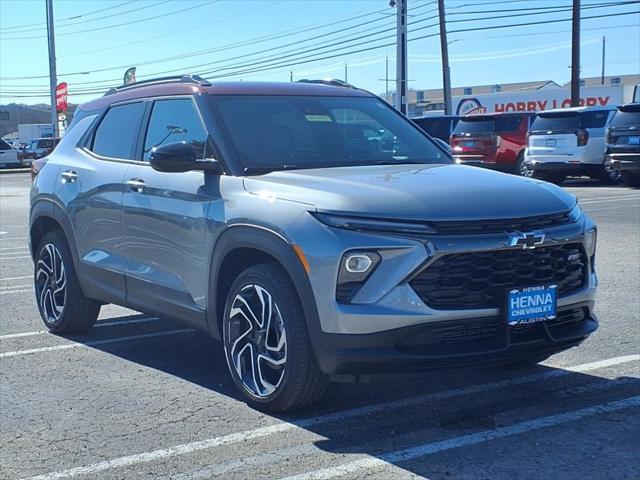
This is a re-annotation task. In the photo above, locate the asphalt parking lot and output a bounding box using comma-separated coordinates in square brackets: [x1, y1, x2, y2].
[1, 172, 639, 480]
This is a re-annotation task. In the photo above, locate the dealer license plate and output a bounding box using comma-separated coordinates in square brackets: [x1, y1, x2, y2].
[507, 285, 557, 326]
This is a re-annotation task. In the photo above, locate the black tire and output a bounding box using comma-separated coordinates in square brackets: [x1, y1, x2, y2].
[222, 263, 327, 412]
[594, 165, 621, 184]
[621, 172, 640, 188]
[34, 230, 100, 333]
[514, 152, 530, 177]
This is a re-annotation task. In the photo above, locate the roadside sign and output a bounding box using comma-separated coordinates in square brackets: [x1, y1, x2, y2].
[55, 82, 68, 113]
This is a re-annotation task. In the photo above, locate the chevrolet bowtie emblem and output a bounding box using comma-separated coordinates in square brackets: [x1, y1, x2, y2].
[508, 231, 545, 249]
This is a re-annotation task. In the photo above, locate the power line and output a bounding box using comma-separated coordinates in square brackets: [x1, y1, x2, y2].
[0, 0, 136, 32]
[2, 7, 637, 96]
[1, 0, 223, 41]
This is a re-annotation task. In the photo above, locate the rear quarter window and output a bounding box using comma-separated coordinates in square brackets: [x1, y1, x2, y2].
[91, 102, 145, 159]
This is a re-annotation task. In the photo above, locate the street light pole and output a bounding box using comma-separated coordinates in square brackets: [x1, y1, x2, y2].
[601, 36, 606, 85]
[394, 0, 408, 114]
[46, 0, 58, 137]
[438, 0, 452, 115]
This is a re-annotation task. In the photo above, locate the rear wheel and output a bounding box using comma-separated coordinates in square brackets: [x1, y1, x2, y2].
[621, 172, 640, 187]
[222, 263, 327, 412]
[594, 165, 621, 184]
[34, 230, 100, 333]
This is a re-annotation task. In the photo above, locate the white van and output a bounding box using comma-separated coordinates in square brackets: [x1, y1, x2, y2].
[0, 139, 20, 168]
[524, 107, 615, 184]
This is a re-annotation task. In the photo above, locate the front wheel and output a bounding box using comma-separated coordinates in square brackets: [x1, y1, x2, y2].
[222, 264, 327, 412]
[594, 165, 621, 184]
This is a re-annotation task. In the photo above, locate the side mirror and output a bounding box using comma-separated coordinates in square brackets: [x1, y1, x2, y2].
[149, 141, 222, 174]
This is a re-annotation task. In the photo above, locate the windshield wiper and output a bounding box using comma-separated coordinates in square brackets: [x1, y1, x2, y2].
[243, 164, 302, 175]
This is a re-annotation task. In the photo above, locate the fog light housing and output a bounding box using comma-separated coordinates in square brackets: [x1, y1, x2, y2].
[336, 251, 381, 303]
[584, 228, 597, 257]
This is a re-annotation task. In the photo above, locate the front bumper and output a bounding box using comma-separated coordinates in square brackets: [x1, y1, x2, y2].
[314, 302, 597, 376]
[606, 153, 640, 172]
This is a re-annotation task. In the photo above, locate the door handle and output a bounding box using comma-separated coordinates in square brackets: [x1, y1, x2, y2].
[126, 178, 146, 192]
[61, 170, 78, 183]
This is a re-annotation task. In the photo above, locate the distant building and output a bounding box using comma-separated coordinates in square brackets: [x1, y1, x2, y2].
[386, 74, 640, 117]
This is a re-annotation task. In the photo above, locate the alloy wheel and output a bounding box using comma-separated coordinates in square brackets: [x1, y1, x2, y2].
[225, 284, 287, 398]
[35, 243, 67, 324]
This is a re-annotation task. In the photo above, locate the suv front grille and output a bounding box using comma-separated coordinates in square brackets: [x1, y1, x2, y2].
[410, 243, 587, 310]
[430, 212, 569, 235]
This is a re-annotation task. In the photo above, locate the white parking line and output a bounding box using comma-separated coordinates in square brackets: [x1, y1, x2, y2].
[0, 288, 32, 295]
[0, 317, 160, 340]
[0, 246, 29, 251]
[0, 328, 193, 358]
[0, 255, 32, 260]
[19, 354, 639, 480]
[0, 275, 31, 281]
[0, 283, 31, 290]
[581, 196, 640, 205]
[0, 251, 31, 256]
[280, 394, 640, 480]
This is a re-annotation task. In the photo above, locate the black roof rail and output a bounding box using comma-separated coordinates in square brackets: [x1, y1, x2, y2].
[296, 78, 358, 89]
[104, 74, 211, 96]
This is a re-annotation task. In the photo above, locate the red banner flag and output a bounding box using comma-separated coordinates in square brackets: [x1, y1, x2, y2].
[55, 82, 68, 113]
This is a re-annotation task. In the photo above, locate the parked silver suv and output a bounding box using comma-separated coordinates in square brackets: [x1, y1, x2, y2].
[30, 76, 598, 411]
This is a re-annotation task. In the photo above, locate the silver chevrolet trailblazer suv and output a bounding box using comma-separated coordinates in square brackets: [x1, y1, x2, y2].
[30, 76, 598, 411]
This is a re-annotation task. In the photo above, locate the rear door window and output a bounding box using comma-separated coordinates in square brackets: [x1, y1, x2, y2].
[494, 116, 522, 132]
[0, 140, 11, 150]
[143, 98, 208, 161]
[92, 102, 145, 160]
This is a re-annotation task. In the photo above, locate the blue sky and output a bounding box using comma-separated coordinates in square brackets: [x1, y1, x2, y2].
[0, 0, 638, 105]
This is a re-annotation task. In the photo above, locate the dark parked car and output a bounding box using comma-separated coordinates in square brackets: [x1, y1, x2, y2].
[412, 115, 460, 143]
[606, 103, 640, 187]
[30, 75, 598, 411]
[450, 113, 534, 175]
[21, 137, 59, 164]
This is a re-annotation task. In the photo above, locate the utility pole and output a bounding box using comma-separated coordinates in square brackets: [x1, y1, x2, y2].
[46, 0, 58, 137]
[601, 36, 605, 85]
[385, 55, 389, 102]
[570, 0, 580, 107]
[290, 70, 293, 82]
[344, 62, 348, 83]
[394, 0, 408, 114]
[438, 0, 452, 115]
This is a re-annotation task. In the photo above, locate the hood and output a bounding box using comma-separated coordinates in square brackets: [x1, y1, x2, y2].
[243, 164, 576, 221]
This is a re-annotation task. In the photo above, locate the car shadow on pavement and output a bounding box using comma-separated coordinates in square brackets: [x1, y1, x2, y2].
[76, 313, 639, 480]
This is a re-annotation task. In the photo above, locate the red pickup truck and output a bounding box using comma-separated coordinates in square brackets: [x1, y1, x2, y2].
[450, 112, 533, 175]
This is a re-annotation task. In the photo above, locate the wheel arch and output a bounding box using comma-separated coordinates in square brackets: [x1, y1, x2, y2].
[30, 199, 81, 272]
[207, 225, 322, 343]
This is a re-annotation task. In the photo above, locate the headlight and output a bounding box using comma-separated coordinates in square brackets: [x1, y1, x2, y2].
[584, 228, 597, 257]
[312, 212, 437, 236]
[336, 250, 381, 303]
[568, 203, 583, 223]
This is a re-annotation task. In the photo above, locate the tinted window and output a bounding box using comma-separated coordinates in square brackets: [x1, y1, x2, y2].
[494, 116, 522, 132]
[0, 140, 11, 150]
[580, 111, 610, 128]
[453, 119, 495, 134]
[414, 118, 451, 141]
[37, 139, 54, 148]
[531, 113, 580, 131]
[610, 109, 640, 127]
[92, 102, 145, 159]
[143, 99, 208, 161]
[210, 95, 446, 172]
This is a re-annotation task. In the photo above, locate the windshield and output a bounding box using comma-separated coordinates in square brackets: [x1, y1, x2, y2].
[208, 95, 448, 173]
[610, 109, 640, 127]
